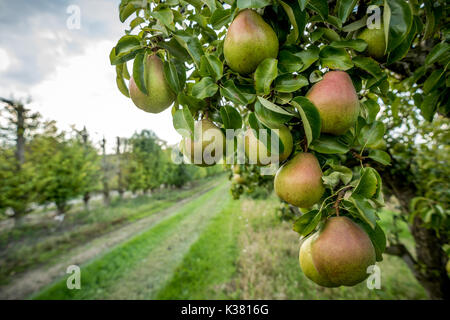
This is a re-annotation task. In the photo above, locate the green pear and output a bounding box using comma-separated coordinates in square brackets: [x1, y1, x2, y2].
[232, 174, 246, 184]
[224, 9, 279, 74]
[357, 25, 386, 60]
[181, 119, 225, 167]
[274, 153, 324, 208]
[305, 216, 376, 287]
[299, 233, 339, 287]
[306, 71, 360, 135]
[129, 55, 176, 113]
[244, 124, 293, 166]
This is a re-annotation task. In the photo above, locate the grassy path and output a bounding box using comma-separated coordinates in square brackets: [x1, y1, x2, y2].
[0, 179, 221, 300]
[33, 180, 230, 300]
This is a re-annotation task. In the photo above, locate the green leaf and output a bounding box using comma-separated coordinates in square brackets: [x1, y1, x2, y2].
[336, 0, 358, 23]
[387, 17, 417, 64]
[358, 121, 385, 148]
[220, 80, 251, 106]
[191, 77, 218, 99]
[295, 46, 320, 72]
[293, 210, 322, 236]
[278, 51, 304, 73]
[164, 60, 182, 93]
[132, 52, 148, 95]
[425, 42, 450, 65]
[352, 56, 384, 80]
[173, 106, 195, 138]
[361, 99, 380, 123]
[342, 16, 367, 32]
[119, 2, 138, 23]
[423, 69, 445, 94]
[254, 58, 278, 95]
[115, 64, 130, 98]
[254, 100, 292, 128]
[323, 164, 352, 188]
[420, 93, 439, 122]
[330, 39, 368, 52]
[353, 167, 378, 199]
[237, 0, 272, 9]
[384, 0, 413, 53]
[257, 97, 295, 117]
[209, 8, 233, 30]
[174, 31, 204, 68]
[298, 0, 308, 11]
[130, 17, 145, 30]
[220, 106, 243, 130]
[159, 38, 191, 62]
[200, 54, 223, 82]
[349, 194, 378, 229]
[279, 0, 306, 44]
[177, 93, 206, 113]
[115, 35, 141, 56]
[291, 96, 321, 146]
[310, 135, 349, 154]
[150, 8, 174, 28]
[368, 149, 391, 166]
[307, 0, 329, 20]
[274, 74, 308, 93]
[319, 46, 353, 70]
[358, 222, 386, 261]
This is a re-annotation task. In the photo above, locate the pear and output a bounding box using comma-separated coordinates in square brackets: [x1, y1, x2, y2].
[224, 9, 279, 74]
[306, 71, 360, 135]
[244, 124, 293, 166]
[129, 55, 176, 113]
[274, 153, 324, 208]
[181, 119, 225, 167]
[231, 174, 246, 184]
[299, 234, 339, 287]
[300, 216, 376, 287]
[357, 25, 386, 60]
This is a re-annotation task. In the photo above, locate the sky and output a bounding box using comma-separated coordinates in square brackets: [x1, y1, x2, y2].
[0, 0, 180, 152]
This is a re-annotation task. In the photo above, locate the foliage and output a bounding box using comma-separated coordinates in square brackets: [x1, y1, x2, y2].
[111, 0, 449, 297]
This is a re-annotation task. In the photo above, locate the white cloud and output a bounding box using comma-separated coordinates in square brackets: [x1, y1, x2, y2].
[29, 40, 181, 153]
[0, 48, 11, 72]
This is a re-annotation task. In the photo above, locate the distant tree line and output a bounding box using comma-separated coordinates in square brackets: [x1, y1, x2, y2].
[0, 97, 220, 224]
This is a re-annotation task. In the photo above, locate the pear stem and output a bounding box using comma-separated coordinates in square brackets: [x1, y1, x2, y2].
[333, 186, 352, 216]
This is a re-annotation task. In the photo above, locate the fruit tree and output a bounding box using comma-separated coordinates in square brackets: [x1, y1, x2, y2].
[110, 0, 449, 298]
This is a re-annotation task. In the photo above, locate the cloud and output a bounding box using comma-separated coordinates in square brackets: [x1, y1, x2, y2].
[0, 0, 123, 92]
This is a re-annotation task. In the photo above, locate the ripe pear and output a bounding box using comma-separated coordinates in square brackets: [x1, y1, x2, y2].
[232, 174, 246, 184]
[299, 234, 339, 287]
[224, 9, 279, 74]
[306, 71, 360, 135]
[244, 124, 293, 166]
[181, 119, 225, 167]
[129, 55, 176, 113]
[274, 153, 324, 208]
[299, 216, 376, 287]
[357, 25, 386, 60]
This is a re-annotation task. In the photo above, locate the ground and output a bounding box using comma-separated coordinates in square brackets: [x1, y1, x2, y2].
[0, 176, 427, 300]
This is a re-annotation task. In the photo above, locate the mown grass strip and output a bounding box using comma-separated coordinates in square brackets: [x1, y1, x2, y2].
[156, 199, 243, 300]
[32, 182, 228, 300]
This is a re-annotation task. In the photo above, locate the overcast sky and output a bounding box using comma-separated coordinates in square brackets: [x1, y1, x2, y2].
[0, 0, 180, 152]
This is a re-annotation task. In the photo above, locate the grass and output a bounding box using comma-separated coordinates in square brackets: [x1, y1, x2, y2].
[0, 177, 220, 285]
[32, 181, 230, 300]
[27, 182, 429, 300]
[156, 199, 242, 300]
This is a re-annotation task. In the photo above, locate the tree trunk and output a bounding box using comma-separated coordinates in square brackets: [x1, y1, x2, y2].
[101, 137, 110, 206]
[116, 137, 124, 200]
[381, 166, 450, 299]
[83, 193, 90, 211]
[410, 216, 450, 299]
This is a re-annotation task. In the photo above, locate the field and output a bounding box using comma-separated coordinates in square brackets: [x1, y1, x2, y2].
[0, 177, 427, 300]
